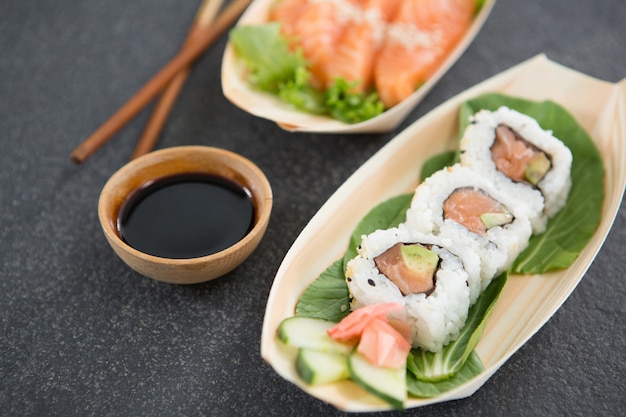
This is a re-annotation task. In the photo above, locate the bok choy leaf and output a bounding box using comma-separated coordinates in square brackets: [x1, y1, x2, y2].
[406, 273, 507, 384]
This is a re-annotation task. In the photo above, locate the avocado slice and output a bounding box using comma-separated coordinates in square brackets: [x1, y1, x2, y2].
[480, 212, 514, 229]
[400, 244, 439, 280]
[524, 152, 551, 185]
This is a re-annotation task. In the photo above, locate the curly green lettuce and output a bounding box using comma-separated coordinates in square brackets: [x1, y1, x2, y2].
[229, 23, 385, 123]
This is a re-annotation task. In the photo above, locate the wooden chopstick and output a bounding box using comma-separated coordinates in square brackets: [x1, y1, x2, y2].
[70, 0, 251, 164]
[130, 0, 225, 160]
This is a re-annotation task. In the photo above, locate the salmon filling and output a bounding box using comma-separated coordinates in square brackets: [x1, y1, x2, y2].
[443, 187, 513, 236]
[374, 243, 438, 296]
[491, 124, 552, 185]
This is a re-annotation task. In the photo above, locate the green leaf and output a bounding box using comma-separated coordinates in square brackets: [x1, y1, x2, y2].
[406, 273, 507, 382]
[325, 78, 385, 123]
[296, 194, 414, 323]
[296, 259, 351, 323]
[459, 93, 605, 273]
[420, 150, 457, 181]
[473, 0, 488, 15]
[406, 351, 485, 398]
[343, 194, 413, 268]
[277, 66, 327, 115]
[230, 24, 327, 114]
[229, 23, 306, 92]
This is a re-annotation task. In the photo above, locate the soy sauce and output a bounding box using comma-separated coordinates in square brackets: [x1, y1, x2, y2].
[118, 173, 254, 259]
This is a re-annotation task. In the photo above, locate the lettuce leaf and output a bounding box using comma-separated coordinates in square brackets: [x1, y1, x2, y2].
[325, 78, 385, 124]
[229, 23, 305, 93]
[276, 66, 327, 115]
[229, 23, 385, 123]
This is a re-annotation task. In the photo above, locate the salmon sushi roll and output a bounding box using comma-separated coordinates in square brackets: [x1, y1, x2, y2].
[345, 225, 479, 352]
[459, 106, 573, 233]
[404, 164, 534, 286]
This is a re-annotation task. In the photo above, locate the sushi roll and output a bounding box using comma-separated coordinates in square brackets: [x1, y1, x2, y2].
[345, 225, 481, 352]
[459, 106, 573, 233]
[404, 164, 534, 285]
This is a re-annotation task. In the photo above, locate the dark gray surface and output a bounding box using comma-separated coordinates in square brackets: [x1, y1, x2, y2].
[1, 0, 624, 416]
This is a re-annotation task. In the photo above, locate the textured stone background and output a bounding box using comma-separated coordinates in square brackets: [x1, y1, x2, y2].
[1, 0, 624, 416]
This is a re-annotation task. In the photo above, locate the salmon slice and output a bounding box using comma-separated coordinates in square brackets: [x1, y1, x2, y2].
[324, 0, 404, 91]
[374, 0, 475, 107]
[290, 1, 350, 88]
[324, 20, 378, 92]
[363, 0, 403, 22]
[491, 124, 552, 184]
[443, 187, 512, 236]
[268, 0, 309, 38]
[374, 243, 437, 295]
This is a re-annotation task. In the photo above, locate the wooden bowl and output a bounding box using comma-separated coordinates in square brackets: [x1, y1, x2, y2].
[98, 146, 272, 284]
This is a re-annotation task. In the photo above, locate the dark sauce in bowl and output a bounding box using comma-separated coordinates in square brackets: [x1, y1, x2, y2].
[118, 173, 254, 259]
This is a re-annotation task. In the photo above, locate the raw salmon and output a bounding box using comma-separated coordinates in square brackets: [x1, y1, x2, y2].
[324, 20, 377, 92]
[291, 1, 351, 87]
[374, 243, 436, 295]
[268, 0, 475, 107]
[363, 0, 403, 22]
[442, 187, 511, 236]
[491, 124, 552, 184]
[324, 0, 403, 92]
[375, 0, 475, 107]
[268, 0, 308, 38]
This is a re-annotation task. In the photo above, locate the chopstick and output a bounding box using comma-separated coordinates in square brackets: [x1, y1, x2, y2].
[131, 0, 224, 160]
[70, 0, 252, 164]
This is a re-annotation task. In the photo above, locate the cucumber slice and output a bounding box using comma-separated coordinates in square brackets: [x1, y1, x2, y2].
[296, 348, 350, 385]
[348, 351, 407, 410]
[277, 316, 352, 355]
